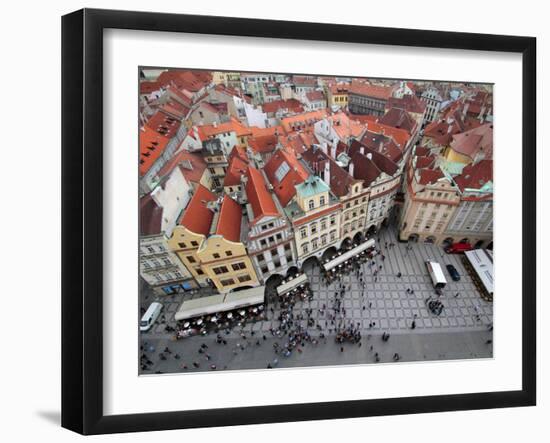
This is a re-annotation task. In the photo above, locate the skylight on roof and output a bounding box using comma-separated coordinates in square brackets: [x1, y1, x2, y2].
[275, 161, 291, 182]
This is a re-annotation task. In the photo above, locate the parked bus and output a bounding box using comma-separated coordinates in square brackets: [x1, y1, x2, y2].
[425, 260, 447, 289]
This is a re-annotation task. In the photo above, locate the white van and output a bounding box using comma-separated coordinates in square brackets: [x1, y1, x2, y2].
[140, 302, 163, 332]
[425, 260, 447, 289]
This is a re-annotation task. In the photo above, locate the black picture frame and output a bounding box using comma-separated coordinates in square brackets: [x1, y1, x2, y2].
[61, 8, 537, 435]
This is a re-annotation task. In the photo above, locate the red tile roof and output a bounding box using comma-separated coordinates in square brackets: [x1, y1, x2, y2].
[144, 110, 181, 139]
[386, 95, 426, 114]
[378, 108, 417, 135]
[280, 110, 327, 133]
[418, 168, 444, 185]
[415, 155, 435, 169]
[302, 148, 356, 197]
[157, 149, 208, 185]
[223, 153, 249, 187]
[179, 185, 217, 236]
[262, 99, 304, 114]
[359, 130, 403, 164]
[450, 123, 493, 160]
[306, 90, 325, 102]
[197, 117, 252, 140]
[139, 127, 170, 177]
[140, 81, 161, 94]
[250, 125, 284, 138]
[454, 160, 493, 192]
[349, 80, 394, 100]
[157, 70, 211, 92]
[248, 134, 279, 154]
[246, 166, 279, 224]
[329, 83, 350, 95]
[216, 195, 242, 242]
[349, 140, 399, 178]
[264, 148, 309, 207]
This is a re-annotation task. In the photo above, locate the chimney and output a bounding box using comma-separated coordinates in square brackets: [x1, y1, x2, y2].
[447, 124, 453, 134]
[321, 142, 328, 155]
[462, 102, 469, 117]
[360, 146, 365, 155]
[193, 125, 199, 140]
[324, 162, 330, 186]
[331, 144, 337, 159]
[349, 161, 355, 177]
[213, 121, 217, 128]
[367, 153, 373, 160]
[379, 141, 384, 152]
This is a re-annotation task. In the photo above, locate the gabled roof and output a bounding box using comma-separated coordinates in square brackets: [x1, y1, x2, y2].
[248, 134, 279, 154]
[144, 110, 181, 138]
[349, 140, 399, 177]
[250, 125, 284, 138]
[415, 155, 436, 169]
[386, 95, 426, 114]
[378, 108, 417, 134]
[264, 148, 309, 207]
[178, 185, 217, 236]
[359, 130, 403, 164]
[306, 90, 325, 102]
[262, 99, 304, 114]
[417, 168, 445, 185]
[157, 149, 208, 185]
[246, 166, 280, 224]
[349, 80, 394, 100]
[156, 70, 211, 92]
[139, 127, 170, 177]
[302, 147, 357, 197]
[326, 113, 366, 140]
[348, 151, 382, 187]
[454, 159, 493, 192]
[450, 123, 493, 160]
[216, 195, 242, 242]
[280, 110, 328, 133]
[197, 117, 253, 140]
[223, 153, 249, 187]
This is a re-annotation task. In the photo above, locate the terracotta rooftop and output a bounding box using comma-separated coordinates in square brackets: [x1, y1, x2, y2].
[454, 159, 493, 192]
[359, 130, 403, 164]
[246, 166, 280, 224]
[302, 147, 356, 198]
[262, 99, 304, 114]
[144, 110, 181, 139]
[449, 123, 493, 160]
[178, 185, 217, 236]
[349, 80, 394, 100]
[156, 70, 211, 92]
[223, 152, 249, 187]
[378, 108, 417, 135]
[306, 90, 325, 102]
[157, 149, 208, 185]
[386, 94, 426, 114]
[264, 148, 309, 207]
[349, 139, 399, 178]
[215, 195, 242, 243]
[280, 110, 328, 133]
[417, 168, 445, 185]
[139, 127, 170, 177]
[248, 134, 279, 154]
[197, 117, 253, 140]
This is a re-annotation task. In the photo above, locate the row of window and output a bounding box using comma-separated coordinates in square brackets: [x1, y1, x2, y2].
[300, 216, 336, 239]
[301, 230, 337, 255]
[220, 274, 252, 287]
[212, 261, 247, 275]
[308, 195, 326, 210]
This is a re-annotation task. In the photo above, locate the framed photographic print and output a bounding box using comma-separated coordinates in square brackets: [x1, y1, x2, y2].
[61, 8, 536, 435]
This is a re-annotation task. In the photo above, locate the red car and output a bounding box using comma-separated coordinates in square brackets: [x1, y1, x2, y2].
[445, 242, 473, 254]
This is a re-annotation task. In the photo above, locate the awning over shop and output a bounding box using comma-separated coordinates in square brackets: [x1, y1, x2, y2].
[323, 239, 376, 272]
[175, 286, 265, 321]
[276, 273, 309, 296]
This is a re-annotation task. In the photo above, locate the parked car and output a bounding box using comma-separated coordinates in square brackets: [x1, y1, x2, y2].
[444, 242, 473, 254]
[446, 264, 461, 281]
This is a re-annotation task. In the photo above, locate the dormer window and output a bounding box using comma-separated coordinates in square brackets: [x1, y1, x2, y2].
[308, 200, 315, 210]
